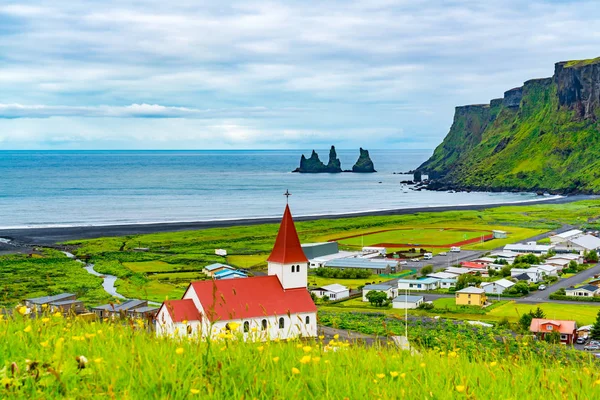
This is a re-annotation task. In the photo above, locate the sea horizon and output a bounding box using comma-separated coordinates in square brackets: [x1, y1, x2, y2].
[0, 149, 545, 229]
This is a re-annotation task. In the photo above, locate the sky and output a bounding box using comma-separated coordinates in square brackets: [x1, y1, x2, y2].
[0, 0, 599, 150]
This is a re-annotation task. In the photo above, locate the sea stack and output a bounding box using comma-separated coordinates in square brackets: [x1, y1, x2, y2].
[351, 148, 376, 173]
[292, 146, 343, 173]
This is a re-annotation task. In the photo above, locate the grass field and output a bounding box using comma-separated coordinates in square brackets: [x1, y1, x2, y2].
[337, 228, 491, 247]
[488, 301, 600, 325]
[226, 254, 269, 269]
[2, 313, 598, 399]
[122, 260, 191, 273]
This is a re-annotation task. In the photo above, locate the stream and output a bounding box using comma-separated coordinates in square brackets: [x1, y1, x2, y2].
[62, 251, 126, 299]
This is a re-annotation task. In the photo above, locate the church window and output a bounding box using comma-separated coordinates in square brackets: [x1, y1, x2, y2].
[305, 316, 310, 325]
[279, 317, 285, 329]
[243, 321, 250, 333]
[262, 319, 267, 330]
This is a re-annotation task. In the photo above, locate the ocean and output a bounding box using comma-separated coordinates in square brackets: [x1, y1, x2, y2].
[0, 150, 543, 228]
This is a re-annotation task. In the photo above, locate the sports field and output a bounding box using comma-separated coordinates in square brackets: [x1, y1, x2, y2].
[336, 227, 492, 248]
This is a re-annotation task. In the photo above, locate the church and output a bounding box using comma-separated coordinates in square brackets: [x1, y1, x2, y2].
[155, 203, 318, 340]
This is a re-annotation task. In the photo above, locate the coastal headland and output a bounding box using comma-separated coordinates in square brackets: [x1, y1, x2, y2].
[0, 195, 592, 246]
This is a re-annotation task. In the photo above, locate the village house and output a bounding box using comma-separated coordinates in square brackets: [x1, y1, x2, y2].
[213, 269, 248, 280]
[530, 318, 577, 345]
[392, 295, 424, 309]
[504, 242, 554, 254]
[480, 278, 515, 295]
[455, 287, 487, 306]
[549, 229, 583, 245]
[510, 268, 544, 283]
[323, 257, 398, 275]
[556, 234, 600, 253]
[438, 278, 457, 289]
[397, 278, 439, 291]
[492, 230, 508, 239]
[311, 284, 350, 301]
[472, 257, 497, 266]
[490, 250, 520, 264]
[588, 279, 600, 288]
[155, 204, 317, 341]
[362, 284, 397, 302]
[91, 299, 149, 319]
[427, 272, 457, 280]
[202, 263, 235, 277]
[565, 285, 599, 298]
[445, 267, 475, 276]
[24, 293, 77, 313]
[532, 264, 558, 277]
[49, 299, 86, 315]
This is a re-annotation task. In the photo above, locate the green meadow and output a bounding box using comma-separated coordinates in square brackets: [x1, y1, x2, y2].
[1, 313, 598, 399]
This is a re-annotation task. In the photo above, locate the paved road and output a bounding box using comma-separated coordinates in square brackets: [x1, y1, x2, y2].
[519, 263, 600, 302]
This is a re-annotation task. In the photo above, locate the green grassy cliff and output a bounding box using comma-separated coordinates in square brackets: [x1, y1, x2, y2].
[418, 57, 600, 193]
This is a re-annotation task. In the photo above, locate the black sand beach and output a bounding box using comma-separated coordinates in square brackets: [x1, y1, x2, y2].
[0, 195, 592, 247]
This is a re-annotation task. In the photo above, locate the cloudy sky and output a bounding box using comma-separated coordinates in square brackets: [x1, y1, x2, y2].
[1, 0, 599, 150]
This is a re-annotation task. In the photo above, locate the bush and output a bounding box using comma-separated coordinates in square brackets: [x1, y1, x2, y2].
[314, 268, 371, 279]
[417, 302, 434, 310]
[420, 265, 433, 276]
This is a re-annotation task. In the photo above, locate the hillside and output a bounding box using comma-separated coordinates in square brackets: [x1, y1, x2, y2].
[417, 57, 600, 193]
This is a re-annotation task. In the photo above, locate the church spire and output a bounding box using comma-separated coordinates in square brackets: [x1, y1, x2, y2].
[267, 204, 308, 264]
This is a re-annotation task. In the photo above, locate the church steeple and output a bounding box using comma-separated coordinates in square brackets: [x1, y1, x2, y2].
[267, 202, 308, 289]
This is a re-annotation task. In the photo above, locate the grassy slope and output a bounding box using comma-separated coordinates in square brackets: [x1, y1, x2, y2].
[421, 70, 600, 192]
[1, 314, 598, 399]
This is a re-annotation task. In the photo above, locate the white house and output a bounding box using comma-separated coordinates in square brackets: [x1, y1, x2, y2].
[445, 267, 475, 276]
[480, 278, 515, 294]
[532, 264, 558, 277]
[550, 229, 583, 245]
[427, 272, 457, 280]
[438, 278, 457, 289]
[504, 242, 554, 254]
[544, 258, 571, 271]
[492, 230, 508, 239]
[562, 235, 600, 253]
[397, 278, 439, 291]
[311, 284, 349, 301]
[510, 268, 544, 283]
[392, 295, 424, 309]
[362, 284, 397, 302]
[565, 285, 599, 298]
[156, 204, 317, 341]
[488, 263, 507, 271]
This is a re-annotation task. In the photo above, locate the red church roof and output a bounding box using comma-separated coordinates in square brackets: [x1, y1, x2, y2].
[160, 299, 202, 323]
[267, 204, 308, 264]
[189, 275, 316, 322]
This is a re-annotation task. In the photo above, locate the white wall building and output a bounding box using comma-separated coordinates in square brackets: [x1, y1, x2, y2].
[565, 285, 599, 298]
[311, 284, 350, 301]
[550, 229, 583, 245]
[392, 295, 424, 309]
[504, 242, 554, 254]
[480, 279, 515, 294]
[362, 284, 397, 302]
[156, 204, 317, 341]
[397, 278, 439, 291]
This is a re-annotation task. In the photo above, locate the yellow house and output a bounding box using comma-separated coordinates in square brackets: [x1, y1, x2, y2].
[455, 287, 487, 306]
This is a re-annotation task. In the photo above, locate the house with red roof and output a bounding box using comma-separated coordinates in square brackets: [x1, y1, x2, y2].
[155, 204, 318, 340]
[529, 318, 578, 345]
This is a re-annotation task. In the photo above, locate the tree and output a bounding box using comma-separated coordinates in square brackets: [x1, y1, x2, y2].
[420, 265, 433, 276]
[544, 330, 561, 344]
[365, 290, 388, 307]
[531, 306, 546, 318]
[509, 282, 530, 295]
[519, 307, 546, 332]
[500, 265, 512, 277]
[590, 310, 600, 340]
[488, 269, 497, 277]
[455, 274, 483, 290]
[586, 250, 599, 263]
[514, 254, 540, 265]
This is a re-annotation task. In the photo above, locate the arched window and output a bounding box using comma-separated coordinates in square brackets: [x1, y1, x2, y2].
[243, 321, 250, 333]
[305, 316, 310, 325]
[279, 317, 285, 329]
[291, 265, 296, 273]
[187, 325, 192, 335]
[261, 319, 267, 330]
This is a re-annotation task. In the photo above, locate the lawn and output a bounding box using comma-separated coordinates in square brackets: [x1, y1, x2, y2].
[1, 314, 597, 399]
[114, 279, 186, 303]
[122, 261, 191, 273]
[308, 275, 386, 290]
[337, 228, 492, 248]
[488, 301, 600, 325]
[226, 254, 269, 269]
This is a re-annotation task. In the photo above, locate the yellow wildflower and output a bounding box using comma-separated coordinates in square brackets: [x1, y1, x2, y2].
[318, 335, 324, 340]
[420, 363, 426, 368]
[448, 351, 457, 358]
[94, 358, 103, 364]
[17, 306, 28, 315]
[376, 373, 385, 379]
[0, 377, 12, 386]
[312, 357, 321, 363]
[490, 361, 497, 367]
[190, 389, 200, 395]
[292, 367, 300, 375]
[390, 371, 399, 378]
[302, 346, 312, 353]
[400, 372, 406, 379]
[272, 357, 280, 363]
[595, 379, 600, 386]
[182, 320, 188, 325]
[296, 344, 303, 349]
[300, 355, 311, 364]
[333, 334, 339, 340]
[24, 325, 32, 333]
[53, 312, 62, 318]
[257, 346, 264, 352]
[41, 317, 50, 323]
[456, 385, 465, 393]
[228, 322, 239, 331]
[176, 347, 184, 355]
[97, 330, 103, 334]
[251, 327, 258, 332]
[40, 341, 49, 348]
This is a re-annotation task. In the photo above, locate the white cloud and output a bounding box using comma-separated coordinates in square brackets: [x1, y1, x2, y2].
[0, 0, 598, 148]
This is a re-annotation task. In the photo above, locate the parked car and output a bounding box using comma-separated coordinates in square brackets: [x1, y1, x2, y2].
[584, 343, 600, 351]
[538, 284, 547, 290]
[411, 258, 420, 262]
[576, 336, 587, 344]
[399, 261, 408, 265]
[439, 252, 447, 256]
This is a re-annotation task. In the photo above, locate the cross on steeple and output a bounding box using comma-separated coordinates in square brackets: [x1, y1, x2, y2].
[284, 189, 291, 204]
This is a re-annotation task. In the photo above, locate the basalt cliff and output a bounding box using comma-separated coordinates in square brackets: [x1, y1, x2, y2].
[417, 57, 600, 193]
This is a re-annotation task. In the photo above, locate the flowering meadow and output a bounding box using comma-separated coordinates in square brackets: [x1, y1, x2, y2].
[1, 311, 599, 399]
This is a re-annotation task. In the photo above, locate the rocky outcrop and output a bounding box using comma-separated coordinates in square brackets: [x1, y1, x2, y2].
[503, 87, 523, 108]
[292, 146, 351, 173]
[352, 148, 376, 173]
[415, 56, 600, 194]
[555, 58, 600, 120]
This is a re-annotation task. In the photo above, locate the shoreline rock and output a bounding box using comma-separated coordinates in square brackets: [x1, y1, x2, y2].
[351, 148, 376, 173]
